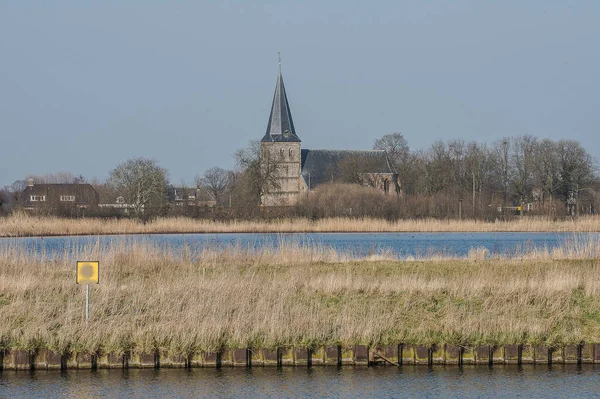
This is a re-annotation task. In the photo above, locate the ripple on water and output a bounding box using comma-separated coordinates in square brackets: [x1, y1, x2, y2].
[2, 366, 600, 398]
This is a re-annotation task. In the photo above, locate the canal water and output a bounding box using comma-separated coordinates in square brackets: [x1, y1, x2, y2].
[1, 366, 599, 398]
[1, 232, 597, 258]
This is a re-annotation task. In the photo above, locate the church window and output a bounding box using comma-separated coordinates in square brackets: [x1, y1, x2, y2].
[280, 148, 284, 158]
[289, 148, 293, 157]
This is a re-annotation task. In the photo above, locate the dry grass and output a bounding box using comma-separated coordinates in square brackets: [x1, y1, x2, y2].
[1, 213, 600, 237]
[1, 238, 600, 355]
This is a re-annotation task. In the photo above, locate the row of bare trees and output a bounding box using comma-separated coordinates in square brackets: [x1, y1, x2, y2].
[1, 134, 597, 219]
[373, 133, 598, 217]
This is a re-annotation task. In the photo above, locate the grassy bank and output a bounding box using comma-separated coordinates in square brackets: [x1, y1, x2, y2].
[1, 239, 600, 355]
[1, 214, 600, 237]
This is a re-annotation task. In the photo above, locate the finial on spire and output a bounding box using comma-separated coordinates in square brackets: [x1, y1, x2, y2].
[278, 52, 281, 73]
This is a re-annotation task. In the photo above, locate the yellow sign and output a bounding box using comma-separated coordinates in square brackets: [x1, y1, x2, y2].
[77, 261, 99, 284]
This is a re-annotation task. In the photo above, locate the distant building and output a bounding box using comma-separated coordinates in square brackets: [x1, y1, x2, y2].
[173, 187, 198, 206]
[195, 187, 218, 207]
[301, 149, 398, 194]
[170, 187, 217, 208]
[98, 195, 135, 210]
[259, 62, 400, 206]
[20, 180, 99, 210]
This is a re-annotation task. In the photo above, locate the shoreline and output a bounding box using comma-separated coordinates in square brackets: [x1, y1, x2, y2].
[1, 344, 597, 370]
[2, 215, 600, 238]
[0, 230, 589, 239]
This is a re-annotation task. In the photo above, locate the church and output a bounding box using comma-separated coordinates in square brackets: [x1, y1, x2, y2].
[259, 63, 400, 206]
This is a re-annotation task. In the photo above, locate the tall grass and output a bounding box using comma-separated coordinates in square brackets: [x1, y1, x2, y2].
[1, 237, 600, 355]
[1, 213, 600, 237]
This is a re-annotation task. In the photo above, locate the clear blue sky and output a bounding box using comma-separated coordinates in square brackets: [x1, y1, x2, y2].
[1, 1, 598, 187]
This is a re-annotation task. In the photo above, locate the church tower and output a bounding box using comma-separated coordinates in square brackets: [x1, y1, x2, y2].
[260, 57, 303, 206]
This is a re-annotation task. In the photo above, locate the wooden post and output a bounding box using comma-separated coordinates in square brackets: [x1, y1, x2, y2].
[85, 284, 89, 326]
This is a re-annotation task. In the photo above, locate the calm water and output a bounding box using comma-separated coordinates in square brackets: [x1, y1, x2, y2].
[1, 366, 600, 398]
[1, 232, 597, 258]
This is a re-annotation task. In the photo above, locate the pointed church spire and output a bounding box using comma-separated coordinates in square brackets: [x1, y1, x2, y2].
[261, 54, 300, 143]
[278, 51, 282, 74]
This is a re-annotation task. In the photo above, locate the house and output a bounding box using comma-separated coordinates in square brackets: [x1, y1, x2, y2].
[168, 187, 216, 207]
[20, 180, 99, 210]
[173, 187, 198, 206]
[195, 187, 218, 207]
[98, 195, 136, 210]
[259, 62, 400, 206]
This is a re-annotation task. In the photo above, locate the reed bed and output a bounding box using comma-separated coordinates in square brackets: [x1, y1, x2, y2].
[1, 238, 600, 355]
[1, 214, 600, 237]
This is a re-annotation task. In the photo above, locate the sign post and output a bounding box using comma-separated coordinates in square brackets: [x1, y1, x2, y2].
[77, 261, 99, 326]
[85, 284, 90, 323]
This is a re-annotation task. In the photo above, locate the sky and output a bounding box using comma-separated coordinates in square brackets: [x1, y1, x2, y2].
[1, 1, 599, 187]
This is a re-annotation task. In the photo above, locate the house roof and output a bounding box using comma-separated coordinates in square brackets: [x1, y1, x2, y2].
[301, 149, 395, 188]
[261, 70, 301, 143]
[23, 183, 97, 195]
[21, 183, 99, 205]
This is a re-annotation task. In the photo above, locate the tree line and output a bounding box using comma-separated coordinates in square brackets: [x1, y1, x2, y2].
[373, 133, 597, 217]
[1, 133, 597, 220]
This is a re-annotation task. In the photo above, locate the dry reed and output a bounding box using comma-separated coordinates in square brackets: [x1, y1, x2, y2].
[1, 237, 600, 355]
[2, 214, 600, 237]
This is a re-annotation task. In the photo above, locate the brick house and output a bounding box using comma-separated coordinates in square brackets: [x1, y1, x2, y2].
[20, 180, 99, 210]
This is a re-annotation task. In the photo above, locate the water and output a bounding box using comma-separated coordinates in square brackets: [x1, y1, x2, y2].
[1, 366, 599, 398]
[1, 232, 597, 258]
[2, 234, 598, 397]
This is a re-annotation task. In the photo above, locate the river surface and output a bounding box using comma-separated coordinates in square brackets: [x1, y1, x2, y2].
[1, 366, 599, 398]
[1, 232, 597, 258]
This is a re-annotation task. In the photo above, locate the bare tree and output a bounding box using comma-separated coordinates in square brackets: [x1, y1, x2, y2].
[511, 135, 537, 208]
[424, 140, 452, 194]
[234, 140, 262, 170]
[403, 150, 428, 195]
[448, 139, 468, 194]
[464, 141, 491, 217]
[0, 189, 6, 214]
[556, 140, 596, 214]
[373, 133, 410, 169]
[196, 167, 231, 206]
[373, 132, 412, 193]
[108, 157, 169, 220]
[491, 138, 512, 206]
[234, 140, 282, 205]
[1, 180, 28, 210]
[532, 139, 560, 203]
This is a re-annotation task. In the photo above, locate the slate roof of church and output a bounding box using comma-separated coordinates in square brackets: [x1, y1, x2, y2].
[301, 149, 395, 188]
[261, 70, 301, 143]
